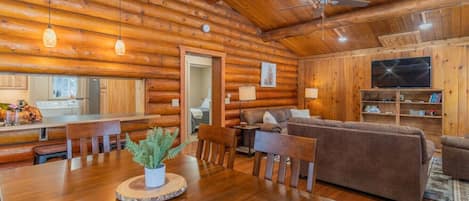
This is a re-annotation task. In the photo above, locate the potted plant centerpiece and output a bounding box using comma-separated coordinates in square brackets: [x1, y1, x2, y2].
[126, 127, 188, 188]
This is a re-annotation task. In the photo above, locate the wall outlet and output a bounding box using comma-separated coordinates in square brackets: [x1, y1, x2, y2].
[171, 99, 180, 107]
[39, 128, 48, 141]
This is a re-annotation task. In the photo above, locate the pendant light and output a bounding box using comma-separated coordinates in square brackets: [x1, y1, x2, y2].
[43, 0, 57, 48]
[115, 0, 125, 55]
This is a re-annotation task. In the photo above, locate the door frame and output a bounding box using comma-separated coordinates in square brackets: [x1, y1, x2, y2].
[179, 46, 226, 143]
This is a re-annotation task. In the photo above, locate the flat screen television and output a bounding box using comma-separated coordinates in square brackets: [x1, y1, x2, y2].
[371, 57, 431, 88]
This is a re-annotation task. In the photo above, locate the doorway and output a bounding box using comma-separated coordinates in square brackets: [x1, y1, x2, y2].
[186, 55, 212, 138]
[180, 46, 226, 143]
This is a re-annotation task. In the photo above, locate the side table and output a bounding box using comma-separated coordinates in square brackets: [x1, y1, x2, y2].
[233, 125, 259, 156]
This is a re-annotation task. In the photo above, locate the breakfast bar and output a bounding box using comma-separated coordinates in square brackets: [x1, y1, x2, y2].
[0, 113, 160, 132]
[0, 114, 160, 169]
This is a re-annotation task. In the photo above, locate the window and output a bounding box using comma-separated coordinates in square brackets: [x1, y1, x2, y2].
[51, 76, 78, 99]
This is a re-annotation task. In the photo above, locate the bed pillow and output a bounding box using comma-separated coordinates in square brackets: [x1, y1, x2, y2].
[290, 109, 310, 118]
[263, 112, 278, 124]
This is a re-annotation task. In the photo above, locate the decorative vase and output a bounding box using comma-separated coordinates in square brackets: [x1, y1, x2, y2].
[145, 164, 166, 188]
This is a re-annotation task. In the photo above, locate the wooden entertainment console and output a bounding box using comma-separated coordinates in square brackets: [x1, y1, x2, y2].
[360, 89, 443, 145]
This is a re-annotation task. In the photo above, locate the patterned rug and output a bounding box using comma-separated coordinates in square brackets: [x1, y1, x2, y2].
[424, 157, 469, 201]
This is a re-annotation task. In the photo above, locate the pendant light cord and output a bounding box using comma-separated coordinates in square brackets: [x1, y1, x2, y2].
[48, 0, 51, 28]
[119, 0, 122, 40]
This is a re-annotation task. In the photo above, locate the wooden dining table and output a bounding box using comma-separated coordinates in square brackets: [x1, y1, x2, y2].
[0, 151, 333, 201]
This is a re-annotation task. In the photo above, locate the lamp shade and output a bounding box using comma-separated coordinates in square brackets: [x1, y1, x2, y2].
[115, 38, 126, 55]
[239, 86, 256, 101]
[305, 88, 318, 99]
[43, 27, 57, 48]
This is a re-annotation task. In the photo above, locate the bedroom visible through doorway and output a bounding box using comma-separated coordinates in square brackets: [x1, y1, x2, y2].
[186, 55, 212, 139]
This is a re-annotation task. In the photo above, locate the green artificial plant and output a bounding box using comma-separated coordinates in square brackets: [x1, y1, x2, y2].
[126, 127, 188, 169]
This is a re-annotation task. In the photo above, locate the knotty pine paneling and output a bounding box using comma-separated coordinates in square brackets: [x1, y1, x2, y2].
[300, 45, 469, 141]
[0, 0, 298, 134]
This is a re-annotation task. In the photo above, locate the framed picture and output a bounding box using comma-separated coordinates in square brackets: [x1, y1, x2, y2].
[261, 62, 276, 88]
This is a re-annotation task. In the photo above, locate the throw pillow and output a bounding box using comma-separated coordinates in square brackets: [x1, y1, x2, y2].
[263, 112, 278, 124]
[290, 109, 310, 118]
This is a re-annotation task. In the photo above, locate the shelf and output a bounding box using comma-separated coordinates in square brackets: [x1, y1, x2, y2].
[361, 88, 443, 92]
[362, 101, 396, 104]
[400, 102, 442, 105]
[362, 112, 395, 117]
[400, 114, 442, 119]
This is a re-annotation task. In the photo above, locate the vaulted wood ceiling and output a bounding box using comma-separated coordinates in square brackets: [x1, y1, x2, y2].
[223, 0, 469, 56]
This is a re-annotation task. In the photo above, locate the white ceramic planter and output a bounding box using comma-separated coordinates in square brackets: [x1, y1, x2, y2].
[145, 165, 166, 188]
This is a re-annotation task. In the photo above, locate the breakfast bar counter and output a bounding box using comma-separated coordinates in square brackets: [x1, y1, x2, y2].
[0, 113, 160, 132]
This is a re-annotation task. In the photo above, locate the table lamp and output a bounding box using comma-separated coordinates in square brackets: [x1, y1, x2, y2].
[238, 86, 256, 126]
[305, 88, 318, 109]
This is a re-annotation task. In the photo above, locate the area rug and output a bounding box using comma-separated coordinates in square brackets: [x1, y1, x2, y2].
[424, 157, 469, 201]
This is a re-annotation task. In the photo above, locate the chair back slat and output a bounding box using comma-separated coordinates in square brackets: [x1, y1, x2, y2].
[253, 152, 262, 176]
[196, 124, 237, 169]
[196, 140, 204, 159]
[264, 153, 275, 181]
[210, 143, 219, 163]
[102, 135, 111, 152]
[290, 159, 301, 188]
[79, 138, 88, 159]
[66, 139, 73, 159]
[217, 145, 226, 165]
[253, 131, 318, 193]
[306, 162, 316, 192]
[116, 135, 122, 151]
[203, 142, 211, 161]
[66, 120, 121, 159]
[277, 155, 287, 184]
[91, 136, 99, 154]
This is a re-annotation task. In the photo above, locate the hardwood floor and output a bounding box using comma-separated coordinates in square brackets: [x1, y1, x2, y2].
[183, 141, 389, 201]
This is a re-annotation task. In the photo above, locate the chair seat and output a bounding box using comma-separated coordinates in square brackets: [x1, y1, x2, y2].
[33, 144, 67, 155]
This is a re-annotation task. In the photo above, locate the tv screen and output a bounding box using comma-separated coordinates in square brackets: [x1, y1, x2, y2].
[371, 57, 431, 88]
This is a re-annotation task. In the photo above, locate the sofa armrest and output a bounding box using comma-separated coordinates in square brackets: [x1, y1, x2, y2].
[442, 136, 469, 150]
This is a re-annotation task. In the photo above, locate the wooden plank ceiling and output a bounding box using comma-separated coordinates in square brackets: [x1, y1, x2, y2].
[223, 0, 469, 56]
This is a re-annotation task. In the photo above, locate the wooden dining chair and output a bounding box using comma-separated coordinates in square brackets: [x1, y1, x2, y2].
[66, 120, 121, 159]
[252, 131, 318, 193]
[196, 124, 237, 169]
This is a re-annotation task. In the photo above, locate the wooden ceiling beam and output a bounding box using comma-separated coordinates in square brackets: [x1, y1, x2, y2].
[260, 0, 466, 42]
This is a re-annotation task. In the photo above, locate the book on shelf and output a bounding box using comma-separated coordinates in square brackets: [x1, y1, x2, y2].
[428, 93, 442, 103]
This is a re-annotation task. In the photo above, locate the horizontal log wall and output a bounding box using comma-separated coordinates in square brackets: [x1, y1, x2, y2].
[300, 44, 469, 146]
[0, 0, 298, 132]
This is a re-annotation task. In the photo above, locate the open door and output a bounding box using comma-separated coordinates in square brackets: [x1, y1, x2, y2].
[180, 46, 226, 143]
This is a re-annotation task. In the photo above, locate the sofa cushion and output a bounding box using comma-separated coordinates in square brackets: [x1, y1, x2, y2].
[290, 109, 310, 118]
[263, 112, 278, 124]
[343, 122, 422, 135]
[268, 109, 289, 122]
[289, 117, 344, 128]
[243, 110, 264, 125]
[344, 122, 428, 163]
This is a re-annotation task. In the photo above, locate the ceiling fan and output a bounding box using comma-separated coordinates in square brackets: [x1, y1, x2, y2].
[279, 0, 370, 40]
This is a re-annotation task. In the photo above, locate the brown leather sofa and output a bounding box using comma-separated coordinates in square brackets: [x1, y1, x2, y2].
[441, 135, 469, 180]
[288, 118, 435, 201]
[241, 106, 296, 134]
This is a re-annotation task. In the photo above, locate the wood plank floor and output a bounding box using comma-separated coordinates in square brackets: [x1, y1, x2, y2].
[183, 142, 389, 201]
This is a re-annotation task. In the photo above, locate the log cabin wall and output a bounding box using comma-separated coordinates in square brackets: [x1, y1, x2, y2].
[299, 41, 469, 145]
[0, 0, 299, 131]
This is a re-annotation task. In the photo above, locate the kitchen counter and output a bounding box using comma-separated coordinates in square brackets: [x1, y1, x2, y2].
[0, 113, 160, 132]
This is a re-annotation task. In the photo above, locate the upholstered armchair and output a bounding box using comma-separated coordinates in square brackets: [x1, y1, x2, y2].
[441, 135, 469, 180]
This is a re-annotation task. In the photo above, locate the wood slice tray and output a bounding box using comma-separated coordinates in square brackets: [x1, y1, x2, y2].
[116, 173, 187, 201]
